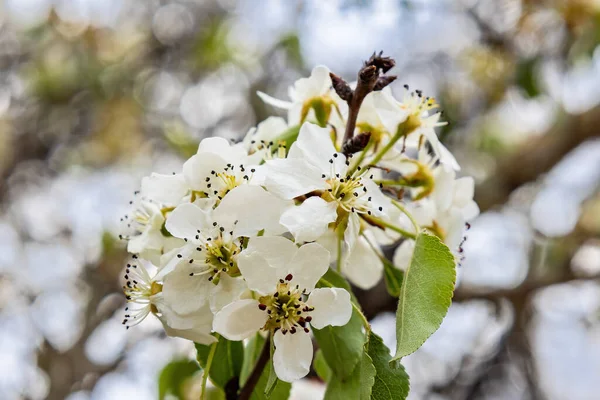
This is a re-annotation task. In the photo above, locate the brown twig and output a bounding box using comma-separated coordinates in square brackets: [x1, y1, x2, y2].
[331, 52, 397, 154]
[238, 335, 271, 400]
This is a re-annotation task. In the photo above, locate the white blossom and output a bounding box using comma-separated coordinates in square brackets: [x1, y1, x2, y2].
[266, 122, 390, 245]
[122, 258, 216, 345]
[161, 186, 290, 316]
[213, 237, 352, 382]
[257, 65, 345, 127]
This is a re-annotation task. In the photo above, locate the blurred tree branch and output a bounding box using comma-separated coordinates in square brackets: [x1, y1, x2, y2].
[37, 247, 126, 400]
[476, 105, 600, 211]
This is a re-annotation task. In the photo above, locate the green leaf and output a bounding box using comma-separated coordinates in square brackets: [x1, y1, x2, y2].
[239, 335, 291, 400]
[382, 259, 404, 298]
[240, 334, 264, 386]
[367, 333, 410, 400]
[313, 307, 366, 379]
[392, 232, 456, 362]
[265, 338, 278, 396]
[196, 337, 244, 394]
[158, 359, 200, 400]
[313, 349, 332, 383]
[323, 351, 375, 400]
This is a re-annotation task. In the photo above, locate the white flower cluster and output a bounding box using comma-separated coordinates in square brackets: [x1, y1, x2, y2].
[120, 64, 478, 383]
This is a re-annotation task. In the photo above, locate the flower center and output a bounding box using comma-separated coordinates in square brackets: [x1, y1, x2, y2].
[122, 258, 161, 328]
[203, 165, 254, 203]
[258, 274, 313, 335]
[323, 173, 371, 214]
[188, 229, 242, 285]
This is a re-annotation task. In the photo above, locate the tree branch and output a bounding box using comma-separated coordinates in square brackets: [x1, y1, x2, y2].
[237, 335, 271, 400]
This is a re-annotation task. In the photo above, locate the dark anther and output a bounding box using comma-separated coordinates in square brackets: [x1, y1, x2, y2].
[258, 304, 267, 310]
[285, 274, 293, 281]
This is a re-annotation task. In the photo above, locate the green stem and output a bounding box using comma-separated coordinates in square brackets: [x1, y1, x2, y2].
[368, 123, 407, 167]
[392, 200, 420, 233]
[336, 235, 343, 273]
[364, 215, 417, 240]
[200, 334, 219, 400]
[360, 232, 395, 270]
[352, 302, 371, 335]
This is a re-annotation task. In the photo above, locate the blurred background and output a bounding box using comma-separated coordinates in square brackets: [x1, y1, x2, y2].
[0, 0, 598, 399]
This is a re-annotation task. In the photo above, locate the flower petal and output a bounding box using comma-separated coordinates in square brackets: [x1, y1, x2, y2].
[197, 137, 248, 163]
[393, 240, 415, 271]
[214, 185, 291, 237]
[238, 237, 298, 294]
[164, 326, 217, 345]
[291, 65, 331, 101]
[213, 299, 267, 341]
[343, 212, 360, 253]
[453, 177, 475, 209]
[257, 91, 293, 110]
[433, 165, 455, 213]
[306, 288, 352, 329]
[288, 242, 330, 291]
[182, 153, 228, 192]
[162, 263, 210, 315]
[245, 236, 299, 269]
[343, 237, 383, 290]
[141, 173, 188, 206]
[288, 123, 341, 174]
[316, 229, 339, 263]
[273, 330, 313, 382]
[161, 305, 216, 345]
[165, 203, 211, 240]
[437, 142, 461, 171]
[209, 274, 248, 314]
[362, 178, 391, 217]
[280, 197, 337, 243]
[265, 158, 327, 199]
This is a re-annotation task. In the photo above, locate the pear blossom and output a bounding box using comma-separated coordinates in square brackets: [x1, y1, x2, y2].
[213, 237, 352, 382]
[393, 162, 479, 270]
[122, 200, 166, 255]
[120, 172, 190, 259]
[257, 65, 346, 127]
[161, 185, 290, 315]
[242, 116, 289, 163]
[265, 122, 390, 246]
[140, 172, 189, 206]
[373, 86, 453, 164]
[122, 257, 216, 345]
[182, 136, 261, 204]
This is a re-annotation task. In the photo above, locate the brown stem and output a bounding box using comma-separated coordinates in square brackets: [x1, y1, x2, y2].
[238, 335, 271, 400]
[342, 65, 378, 145]
[331, 52, 396, 154]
